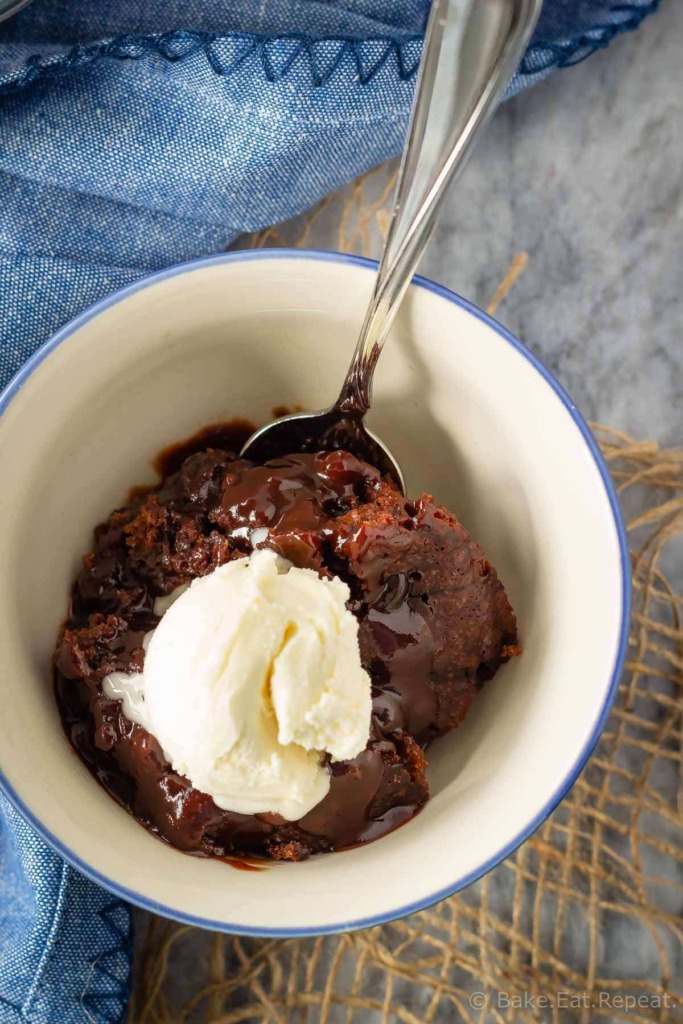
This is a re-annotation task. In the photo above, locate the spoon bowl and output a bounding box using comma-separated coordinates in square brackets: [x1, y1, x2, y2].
[242, 407, 406, 492]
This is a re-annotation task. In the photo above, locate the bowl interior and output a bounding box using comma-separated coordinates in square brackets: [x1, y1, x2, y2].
[0, 253, 626, 933]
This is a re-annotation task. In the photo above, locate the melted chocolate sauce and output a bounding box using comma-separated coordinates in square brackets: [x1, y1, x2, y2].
[154, 420, 255, 478]
[241, 408, 402, 488]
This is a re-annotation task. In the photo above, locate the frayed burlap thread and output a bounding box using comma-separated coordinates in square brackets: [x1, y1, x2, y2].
[129, 168, 682, 1024]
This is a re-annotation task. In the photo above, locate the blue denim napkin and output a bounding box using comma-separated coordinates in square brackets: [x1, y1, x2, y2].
[0, 1, 658, 1020]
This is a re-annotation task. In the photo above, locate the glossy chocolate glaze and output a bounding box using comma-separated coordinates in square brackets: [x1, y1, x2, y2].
[55, 423, 518, 861]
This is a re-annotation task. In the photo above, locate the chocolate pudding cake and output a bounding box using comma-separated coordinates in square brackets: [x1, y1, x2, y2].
[54, 424, 518, 861]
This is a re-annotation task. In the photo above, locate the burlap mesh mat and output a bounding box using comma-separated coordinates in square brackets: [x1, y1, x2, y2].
[129, 169, 683, 1024]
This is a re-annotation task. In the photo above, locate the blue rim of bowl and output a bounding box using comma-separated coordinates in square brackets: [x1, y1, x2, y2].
[0, 248, 631, 936]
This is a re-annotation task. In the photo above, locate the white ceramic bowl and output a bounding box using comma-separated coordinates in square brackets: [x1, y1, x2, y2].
[0, 251, 629, 935]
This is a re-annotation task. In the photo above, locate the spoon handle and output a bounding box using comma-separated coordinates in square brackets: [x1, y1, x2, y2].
[336, 0, 542, 415]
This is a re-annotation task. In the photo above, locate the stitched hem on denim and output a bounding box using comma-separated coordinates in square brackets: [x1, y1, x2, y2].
[518, 0, 660, 75]
[0, 902, 130, 1024]
[80, 901, 133, 1024]
[21, 862, 70, 1019]
[0, 3, 661, 97]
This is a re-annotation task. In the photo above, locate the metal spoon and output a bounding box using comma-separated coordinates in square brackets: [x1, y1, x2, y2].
[242, 0, 542, 492]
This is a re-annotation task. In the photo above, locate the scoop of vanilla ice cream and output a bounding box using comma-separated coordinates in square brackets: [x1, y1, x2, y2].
[103, 549, 371, 820]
